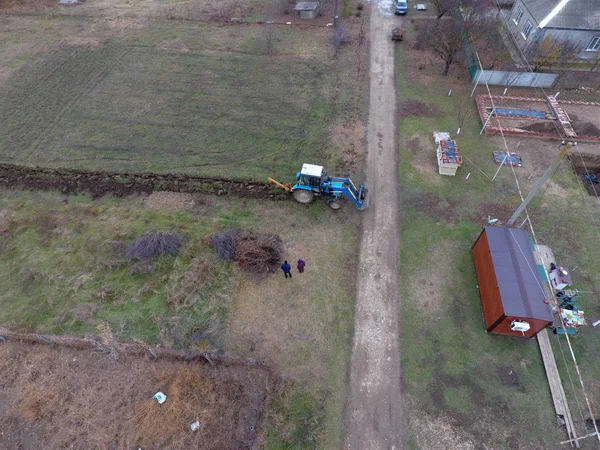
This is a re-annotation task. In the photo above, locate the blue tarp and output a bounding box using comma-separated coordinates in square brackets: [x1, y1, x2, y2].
[537, 265, 548, 282]
[494, 107, 547, 119]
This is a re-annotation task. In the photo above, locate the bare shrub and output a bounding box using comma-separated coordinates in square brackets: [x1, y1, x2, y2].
[166, 258, 215, 310]
[207, 229, 240, 262]
[453, 95, 475, 130]
[209, 6, 232, 21]
[235, 232, 282, 274]
[127, 232, 183, 260]
[333, 22, 350, 55]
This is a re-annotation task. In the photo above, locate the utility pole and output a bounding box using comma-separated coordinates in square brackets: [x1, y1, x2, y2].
[506, 141, 573, 227]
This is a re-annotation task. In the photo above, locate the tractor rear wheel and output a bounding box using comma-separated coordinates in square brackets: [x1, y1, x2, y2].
[293, 189, 315, 204]
[327, 199, 342, 210]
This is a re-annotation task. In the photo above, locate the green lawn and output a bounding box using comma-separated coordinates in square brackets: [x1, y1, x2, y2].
[0, 17, 349, 181]
[397, 25, 600, 449]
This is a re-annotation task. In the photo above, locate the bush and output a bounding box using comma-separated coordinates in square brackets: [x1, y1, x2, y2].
[127, 232, 184, 260]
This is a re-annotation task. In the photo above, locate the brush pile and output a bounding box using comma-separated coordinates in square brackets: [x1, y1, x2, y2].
[127, 232, 184, 260]
[207, 230, 282, 274]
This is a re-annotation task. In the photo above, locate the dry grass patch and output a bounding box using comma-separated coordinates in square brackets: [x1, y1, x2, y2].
[145, 192, 195, 212]
[407, 135, 443, 184]
[331, 121, 365, 172]
[0, 341, 268, 449]
[408, 242, 462, 313]
[409, 410, 478, 450]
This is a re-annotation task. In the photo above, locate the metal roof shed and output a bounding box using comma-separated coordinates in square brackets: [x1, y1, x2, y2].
[472, 226, 552, 338]
[294, 2, 320, 19]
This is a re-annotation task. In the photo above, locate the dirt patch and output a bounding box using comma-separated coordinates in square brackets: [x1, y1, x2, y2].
[60, 36, 102, 48]
[409, 242, 461, 313]
[521, 121, 561, 135]
[406, 135, 443, 184]
[0, 164, 287, 200]
[157, 39, 190, 54]
[496, 366, 520, 388]
[572, 166, 600, 197]
[0, 340, 268, 450]
[146, 191, 196, 212]
[331, 121, 365, 172]
[0, 0, 55, 11]
[404, 191, 460, 223]
[409, 410, 478, 450]
[572, 121, 600, 137]
[472, 201, 515, 225]
[105, 17, 148, 31]
[399, 100, 441, 118]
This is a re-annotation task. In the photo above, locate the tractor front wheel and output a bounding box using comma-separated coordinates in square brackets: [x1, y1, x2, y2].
[293, 189, 315, 204]
[327, 198, 342, 210]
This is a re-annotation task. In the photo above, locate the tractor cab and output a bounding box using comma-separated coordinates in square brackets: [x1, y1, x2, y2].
[296, 163, 326, 192]
[277, 163, 368, 210]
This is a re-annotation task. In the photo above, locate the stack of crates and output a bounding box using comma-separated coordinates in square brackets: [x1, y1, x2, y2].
[436, 139, 462, 176]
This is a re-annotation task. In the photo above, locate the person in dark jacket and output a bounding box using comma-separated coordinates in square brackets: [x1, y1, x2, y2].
[297, 259, 305, 273]
[281, 261, 292, 278]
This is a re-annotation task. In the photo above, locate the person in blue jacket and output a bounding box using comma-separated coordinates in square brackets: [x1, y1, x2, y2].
[281, 261, 292, 278]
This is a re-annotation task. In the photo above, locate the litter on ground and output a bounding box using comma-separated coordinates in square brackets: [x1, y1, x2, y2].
[153, 392, 167, 404]
[493, 151, 523, 167]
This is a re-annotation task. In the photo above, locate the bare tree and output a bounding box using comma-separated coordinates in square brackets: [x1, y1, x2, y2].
[415, 18, 463, 75]
[261, 0, 287, 55]
[454, 95, 474, 133]
[333, 19, 350, 56]
[431, 0, 458, 19]
[528, 36, 581, 72]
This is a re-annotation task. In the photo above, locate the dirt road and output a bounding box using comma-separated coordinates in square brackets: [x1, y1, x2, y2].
[346, 2, 405, 450]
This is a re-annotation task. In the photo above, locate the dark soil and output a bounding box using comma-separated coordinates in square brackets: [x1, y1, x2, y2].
[472, 201, 515, 225]
[403, 192, 460, 223]
[571, 166, 600, 197]
[399, 100, 441, 118]
[572, 121, 600, 137]
[496, 366, 521, 387]
[522, 122, 561, 134]
[407, 137, 422, 155]
[0, 164, 287, 200]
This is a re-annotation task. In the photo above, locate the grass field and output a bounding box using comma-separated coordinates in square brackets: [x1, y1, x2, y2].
[0, 188, 361, 448]
[397, 25, 600, 450]
[0, 11, 362, 181]
[0, 2, 369, 447]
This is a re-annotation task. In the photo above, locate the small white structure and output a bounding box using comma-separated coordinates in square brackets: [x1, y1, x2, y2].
[294, 2, 320, 19]
[550, 266, 572, 290]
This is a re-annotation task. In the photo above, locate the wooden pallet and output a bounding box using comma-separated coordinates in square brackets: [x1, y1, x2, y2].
[533, 244, 579, 448]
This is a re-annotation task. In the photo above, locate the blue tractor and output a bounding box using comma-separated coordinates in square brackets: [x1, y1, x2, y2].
[268, 163, 369, 210]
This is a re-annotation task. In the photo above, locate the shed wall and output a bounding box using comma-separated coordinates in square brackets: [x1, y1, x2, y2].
[472, 230, 505, 330]
[492, 316, 551, 338]
[300, 9, 318, 18]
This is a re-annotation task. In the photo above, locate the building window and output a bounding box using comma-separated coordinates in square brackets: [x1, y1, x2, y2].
[522, 20, 533, 40]
[513, 7, 523, 26]
[586, 36, 600, 51]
